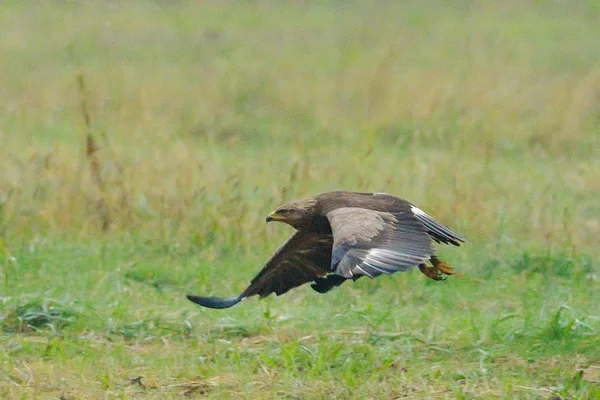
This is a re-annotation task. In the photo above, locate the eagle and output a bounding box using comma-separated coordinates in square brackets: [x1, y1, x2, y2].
[187, 191, 466, 309]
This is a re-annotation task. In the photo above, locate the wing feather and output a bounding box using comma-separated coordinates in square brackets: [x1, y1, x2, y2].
[187, 231, 333, 309]
[327, 207, 435, 279]
[410, 206, 466, 246]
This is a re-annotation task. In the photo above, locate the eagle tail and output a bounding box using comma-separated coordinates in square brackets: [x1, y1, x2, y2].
[186, 294, 242, 309]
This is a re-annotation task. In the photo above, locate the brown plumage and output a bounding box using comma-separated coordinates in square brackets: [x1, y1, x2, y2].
[187, 191, 466, 309]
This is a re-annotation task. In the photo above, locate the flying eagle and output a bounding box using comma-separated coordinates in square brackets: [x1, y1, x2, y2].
[187, 191, 466, 309]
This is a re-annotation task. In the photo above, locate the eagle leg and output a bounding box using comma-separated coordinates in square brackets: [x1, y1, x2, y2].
[418, 256, 456, 281]
[431, 256, 456, 275]
[311, 275, 348, 294]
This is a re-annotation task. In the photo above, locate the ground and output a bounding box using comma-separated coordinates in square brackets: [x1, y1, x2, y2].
[1, 1, 599, 399]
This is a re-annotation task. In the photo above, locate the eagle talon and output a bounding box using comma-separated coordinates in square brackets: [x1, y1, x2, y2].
[418, 264, 443, 280]
[419, 257, 456, 281]
[436, 262, 455, 276]
[431, 256, 456, 275]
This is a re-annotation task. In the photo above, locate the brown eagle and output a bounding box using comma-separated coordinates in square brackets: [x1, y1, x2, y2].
[187, 191, 466, 309]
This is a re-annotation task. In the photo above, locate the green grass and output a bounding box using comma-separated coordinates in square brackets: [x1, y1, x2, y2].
[1, 1, 600, 398]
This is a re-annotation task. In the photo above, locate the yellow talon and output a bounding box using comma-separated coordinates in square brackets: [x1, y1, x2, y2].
[419, 257, 456, 281]
[434, 261, 455, 276]
[419, 264, 445, 280]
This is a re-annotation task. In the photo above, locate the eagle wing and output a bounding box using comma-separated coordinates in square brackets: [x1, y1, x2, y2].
[326, 207, 464, 279]
[409, 205, 467, 246]
[187, 231, 333, 309]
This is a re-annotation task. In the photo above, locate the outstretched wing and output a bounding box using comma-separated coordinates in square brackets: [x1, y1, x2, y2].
[187, 231, 333, 309]
[409, 206, 467, 246]
[326, 207, 438, 279]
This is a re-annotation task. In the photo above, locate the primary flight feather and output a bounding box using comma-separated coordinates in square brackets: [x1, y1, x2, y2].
[187, 191, 466, 309]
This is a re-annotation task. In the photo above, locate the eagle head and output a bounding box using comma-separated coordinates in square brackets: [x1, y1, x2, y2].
[266, 198, 317, 229]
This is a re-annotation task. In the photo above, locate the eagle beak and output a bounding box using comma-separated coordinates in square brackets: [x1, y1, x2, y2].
[266, 211, 277, 223]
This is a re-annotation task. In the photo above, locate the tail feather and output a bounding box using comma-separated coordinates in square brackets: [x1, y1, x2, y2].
[186, 295, 242, 309]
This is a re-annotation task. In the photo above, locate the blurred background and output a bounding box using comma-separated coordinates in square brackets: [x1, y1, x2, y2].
[1, 0, 598, 251]
[1, 1, 599, 398]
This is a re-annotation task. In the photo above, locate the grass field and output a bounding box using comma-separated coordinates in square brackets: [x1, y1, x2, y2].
[1, 1, 600, 398]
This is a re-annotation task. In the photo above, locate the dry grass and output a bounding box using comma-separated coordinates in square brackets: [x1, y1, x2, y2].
[1, 1, 599, 248]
